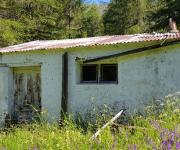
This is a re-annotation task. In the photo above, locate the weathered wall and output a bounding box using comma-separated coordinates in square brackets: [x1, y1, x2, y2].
[0, 41, 180, 124]
[0, 51, 63, 122]
[67, 43, 180, 116]
[0, 66, 11, 127]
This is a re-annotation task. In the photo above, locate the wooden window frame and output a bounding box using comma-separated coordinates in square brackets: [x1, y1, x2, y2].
[80, 64, 118, 84]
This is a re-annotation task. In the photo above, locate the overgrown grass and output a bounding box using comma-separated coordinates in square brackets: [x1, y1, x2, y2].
[0, 94, 179, 149]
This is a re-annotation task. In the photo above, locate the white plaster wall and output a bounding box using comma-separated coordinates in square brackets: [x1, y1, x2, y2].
[1, 51, 63, 122]
[67, 43, 180, 116]
[0, 67, 10, 127]
[1, 42, 180, 122]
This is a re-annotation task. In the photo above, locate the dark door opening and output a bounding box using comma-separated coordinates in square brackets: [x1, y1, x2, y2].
[13, 66, 41, 123]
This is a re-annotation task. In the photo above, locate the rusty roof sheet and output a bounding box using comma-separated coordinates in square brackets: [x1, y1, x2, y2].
[0, 32, 180, 53]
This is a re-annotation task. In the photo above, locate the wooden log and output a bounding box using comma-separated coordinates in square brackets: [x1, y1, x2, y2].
[90, 109, 125, 140]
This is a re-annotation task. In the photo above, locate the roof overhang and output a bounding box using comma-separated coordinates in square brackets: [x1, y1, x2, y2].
[0, 32, 180, 53]
[83, 39, 180, 63]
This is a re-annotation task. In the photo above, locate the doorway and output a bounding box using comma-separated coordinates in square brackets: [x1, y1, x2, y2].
[13, 66, 41, 123]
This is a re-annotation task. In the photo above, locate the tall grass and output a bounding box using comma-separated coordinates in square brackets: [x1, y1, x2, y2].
[0, 94, 179, 149]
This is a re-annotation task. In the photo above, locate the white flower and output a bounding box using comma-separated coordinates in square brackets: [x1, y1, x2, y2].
[162, 113, 167, 117]
[160, 103, 164, 106]
[166, 94, 173, 98]
[174, 109, 180, 113]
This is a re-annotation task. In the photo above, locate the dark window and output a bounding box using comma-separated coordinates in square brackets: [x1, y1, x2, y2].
[81, 65, 97, 82]
[80, 64, 118, 83]
[101, 64, 117, 82]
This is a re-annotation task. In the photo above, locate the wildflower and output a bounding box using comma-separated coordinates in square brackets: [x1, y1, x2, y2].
[170, 132, 175, 142]
[91, 97, 95, 101]
[156, 99, 162, 103]
[166, 94, 173, 98]
[160, 103, 164, 106]
[52, 131, 55, 137]
[162, 113, 167, 117]
[175, 92, 180, 94]
[147, 137, 158, 149]
[173, 109, 180, 113]
[168, 143, 171, 150]
[171, 101, 176, 105]
[162, 140, 168, 146]
[128, 144, 137, 150]
[150, 120, 161, 130]
[176, 142, 180, 149]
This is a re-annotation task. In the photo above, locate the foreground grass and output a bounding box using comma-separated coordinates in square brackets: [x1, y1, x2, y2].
[0, 95, 179, 149]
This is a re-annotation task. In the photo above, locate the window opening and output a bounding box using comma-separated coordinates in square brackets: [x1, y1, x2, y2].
[81, 65, 97, 82]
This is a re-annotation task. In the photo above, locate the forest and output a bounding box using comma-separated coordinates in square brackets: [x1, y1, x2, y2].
[0, 0, 180, 47]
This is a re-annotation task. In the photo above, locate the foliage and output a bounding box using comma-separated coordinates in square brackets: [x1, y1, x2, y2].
[0, 0, 103, 47]
[149, 0, 180, 32]
[103, 0, 180, 34]
[103, 0, 150, 34]
[1, 0, 180, 47]
[0, 94, 179, 149]
[79, 4, 104, 37]
[0, 19, 25, 47]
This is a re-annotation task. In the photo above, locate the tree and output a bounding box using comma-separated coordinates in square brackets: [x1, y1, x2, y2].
[0, 19, 25, 47]
[0, 0, 64, 42]
[103, 0, 154, 35]
[149, 0, 180, 32]
[0, 0, 103, 47]
[79, 4, 103, 37]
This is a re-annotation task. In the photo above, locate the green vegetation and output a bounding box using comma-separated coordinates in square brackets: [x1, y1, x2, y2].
[0, 94, 179, 149]
[1, 0, 180, 47]
[0, 0, 103, 47]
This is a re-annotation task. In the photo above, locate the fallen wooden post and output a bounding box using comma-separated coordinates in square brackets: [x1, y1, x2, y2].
[90, 109, 125, 140]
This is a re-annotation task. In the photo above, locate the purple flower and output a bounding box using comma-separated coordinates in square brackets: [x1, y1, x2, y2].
[168, 143, 171, 150]
[176, 133, 180, 139]
[176, 142, 180, 150]
[162, 140, 168, 146]
[150, 120, 179, 150]
[147, 137, 157, 149]
[170, 139, 174, 145]
[128, 144, 137, 150]
[163, 128, 169, 134]
[171, 132, 175, 140]
[133, 144, 137, 150]
[169, 132, 175, 145]
[150, 120, 161, 131]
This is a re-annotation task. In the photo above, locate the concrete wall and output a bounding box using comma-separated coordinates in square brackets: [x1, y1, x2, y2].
[0, 66, 11, 127]
[0, 42, 180, 124]
[67, 43, 180, 116]
[0, 51, 63, 122]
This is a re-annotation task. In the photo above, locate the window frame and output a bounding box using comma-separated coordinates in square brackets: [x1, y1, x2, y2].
[80, 64, 98, 83]
[100, 64, 118, 83]
[80, 63, 118, 84]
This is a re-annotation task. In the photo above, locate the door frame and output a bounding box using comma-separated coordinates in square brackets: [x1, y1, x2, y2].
[12, 66, 41, 122]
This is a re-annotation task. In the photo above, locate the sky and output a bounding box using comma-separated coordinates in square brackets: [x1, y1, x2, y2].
[87, 0, 110, 4]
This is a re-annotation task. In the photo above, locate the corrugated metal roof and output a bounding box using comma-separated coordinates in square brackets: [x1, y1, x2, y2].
[0, 32, 180, 53]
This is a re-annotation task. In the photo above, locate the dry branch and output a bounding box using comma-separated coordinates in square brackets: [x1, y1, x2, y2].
[90, 109, 125, 140]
